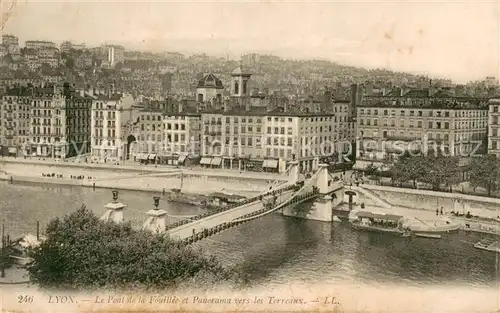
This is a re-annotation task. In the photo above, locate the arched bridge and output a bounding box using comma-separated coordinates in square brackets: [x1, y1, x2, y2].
[164, 162, 344, 245]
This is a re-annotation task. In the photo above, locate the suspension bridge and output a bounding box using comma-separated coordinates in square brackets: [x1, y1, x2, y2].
[100, 161, 345, 245]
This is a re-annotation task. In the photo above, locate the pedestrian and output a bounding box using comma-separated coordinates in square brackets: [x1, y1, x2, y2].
[436, 208, 439, 215]
[440, 206, 443, 215]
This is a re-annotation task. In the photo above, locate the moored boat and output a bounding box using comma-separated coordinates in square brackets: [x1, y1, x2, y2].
[473, 238, 500, 252]
[350, 211, 411, 237]
[203, 192, 246, 210]
[414, 233, 442, 239]
[167, 188, 206, 206]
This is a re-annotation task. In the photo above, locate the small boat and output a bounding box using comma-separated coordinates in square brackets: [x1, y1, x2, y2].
[203, 192, 246, 210]
[415, 233, 442, 239]
[167, 188, 206, 206]
[474, 238, 500, 252]
[351, 211, 410, 237]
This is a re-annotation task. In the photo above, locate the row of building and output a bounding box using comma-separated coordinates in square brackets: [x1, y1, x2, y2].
[0, 34, 126, 71]
[0, 65, 499, 173]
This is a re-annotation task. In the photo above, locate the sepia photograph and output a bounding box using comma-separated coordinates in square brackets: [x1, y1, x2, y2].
[0, 1, 499, 312]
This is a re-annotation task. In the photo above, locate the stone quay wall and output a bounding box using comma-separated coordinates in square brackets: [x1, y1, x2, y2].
[363, 185, 500, 219]
[0, 160, 283, 196]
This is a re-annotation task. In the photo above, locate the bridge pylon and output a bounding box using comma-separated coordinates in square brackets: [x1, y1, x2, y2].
[308, 163, 333, 221]
[316, 163, 330, 194]
[288, 160, 300, 185]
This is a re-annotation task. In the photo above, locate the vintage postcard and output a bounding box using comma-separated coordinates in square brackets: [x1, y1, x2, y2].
[0, 1, 499, 312]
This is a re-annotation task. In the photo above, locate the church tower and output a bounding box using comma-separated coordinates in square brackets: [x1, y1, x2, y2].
[231, 62, 251, 98]
[230, 62, 252, 111]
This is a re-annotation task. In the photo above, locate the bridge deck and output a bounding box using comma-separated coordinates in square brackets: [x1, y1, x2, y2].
[167, 188, 295, 240]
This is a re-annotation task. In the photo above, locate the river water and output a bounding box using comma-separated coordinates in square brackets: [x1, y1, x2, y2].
[1, 181, 498, 289]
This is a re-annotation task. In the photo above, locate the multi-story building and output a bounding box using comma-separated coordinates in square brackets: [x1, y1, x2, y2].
[2, 34, 19, 54]
[60, 41, 86, 53]
[194, 66, 354, 173]
[0, 87, 32, 156]
[65, 87, 93, 158]
[105, 45, 125, 67]
[162, 104, 201, 165]
[133, 101, 164, 163]
[198, 108, 352, 173]
[89, 89, 135, 163]
[355, 88, 489, 169]
[29, 86, 68, 158]
[488, 99, 500, 158]
[25, 40, 56, 50]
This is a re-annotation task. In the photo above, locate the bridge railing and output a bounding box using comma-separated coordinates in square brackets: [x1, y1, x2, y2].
[165, 184, 297, 231]
[178, 189, 321, 246]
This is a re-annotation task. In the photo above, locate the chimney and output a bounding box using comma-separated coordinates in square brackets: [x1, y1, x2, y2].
[179, 100, 185, 113]
[79, 89, 84, 97]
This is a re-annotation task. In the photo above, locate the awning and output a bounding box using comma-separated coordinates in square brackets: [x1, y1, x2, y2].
[136, 153, 148, 160]
[263, 159, 278, 168]
[8, 147, 17, 153]
[178, 154, 187, 164]
[148, 154, 157, 160]
[211, 157, 222, 166]
[200, 157, 212, 165]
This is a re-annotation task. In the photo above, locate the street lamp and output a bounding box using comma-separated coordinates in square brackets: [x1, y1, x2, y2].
[112, 190, 119, 203]
[153, 196, 160, 210]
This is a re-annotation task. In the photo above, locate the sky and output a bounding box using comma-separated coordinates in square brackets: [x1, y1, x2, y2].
[0, 0, 499, 83]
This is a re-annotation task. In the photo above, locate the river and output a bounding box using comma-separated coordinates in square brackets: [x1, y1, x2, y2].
[0, 181, 498, 289]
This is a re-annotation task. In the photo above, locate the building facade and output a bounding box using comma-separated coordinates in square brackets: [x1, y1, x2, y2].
[198, 108, 353, 173]
[90, 91, 135, 163]
[488, 99, 500, 158]
[29, 87, 68, 158]
[25, 40, 56, 50]
[355, 90, 489, 169]
[65, 89, 93, 158]
[2, 34, 19, 54]
[162, 112, 201, 165]
[0, 87, 32, 156]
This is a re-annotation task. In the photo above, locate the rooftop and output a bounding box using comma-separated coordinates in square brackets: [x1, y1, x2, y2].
[197, 73, 224, 89]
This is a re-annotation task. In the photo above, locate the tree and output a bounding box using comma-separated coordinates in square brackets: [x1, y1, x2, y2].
[26, 207, 244, 291]
[468, 154, 500, 196]
[391, 156, 426, 188]
[418, 151, 460, 191]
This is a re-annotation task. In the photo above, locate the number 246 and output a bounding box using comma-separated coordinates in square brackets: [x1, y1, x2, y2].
[18, 295, 33, 303]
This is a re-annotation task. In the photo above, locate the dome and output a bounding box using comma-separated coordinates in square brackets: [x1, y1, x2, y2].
[197, 73, 224, 89]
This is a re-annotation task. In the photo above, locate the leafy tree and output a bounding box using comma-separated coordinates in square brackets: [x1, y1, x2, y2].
[26, 207, 244, 291]
[391, 155, 426, 188]
[468, 154, 500, 196]
[418, 151, 460, 191]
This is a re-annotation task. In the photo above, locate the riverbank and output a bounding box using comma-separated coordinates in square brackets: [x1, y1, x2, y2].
[0, 157, 285, 181]
[355, 185, 500, 236]
[0, 158, 285, 197]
